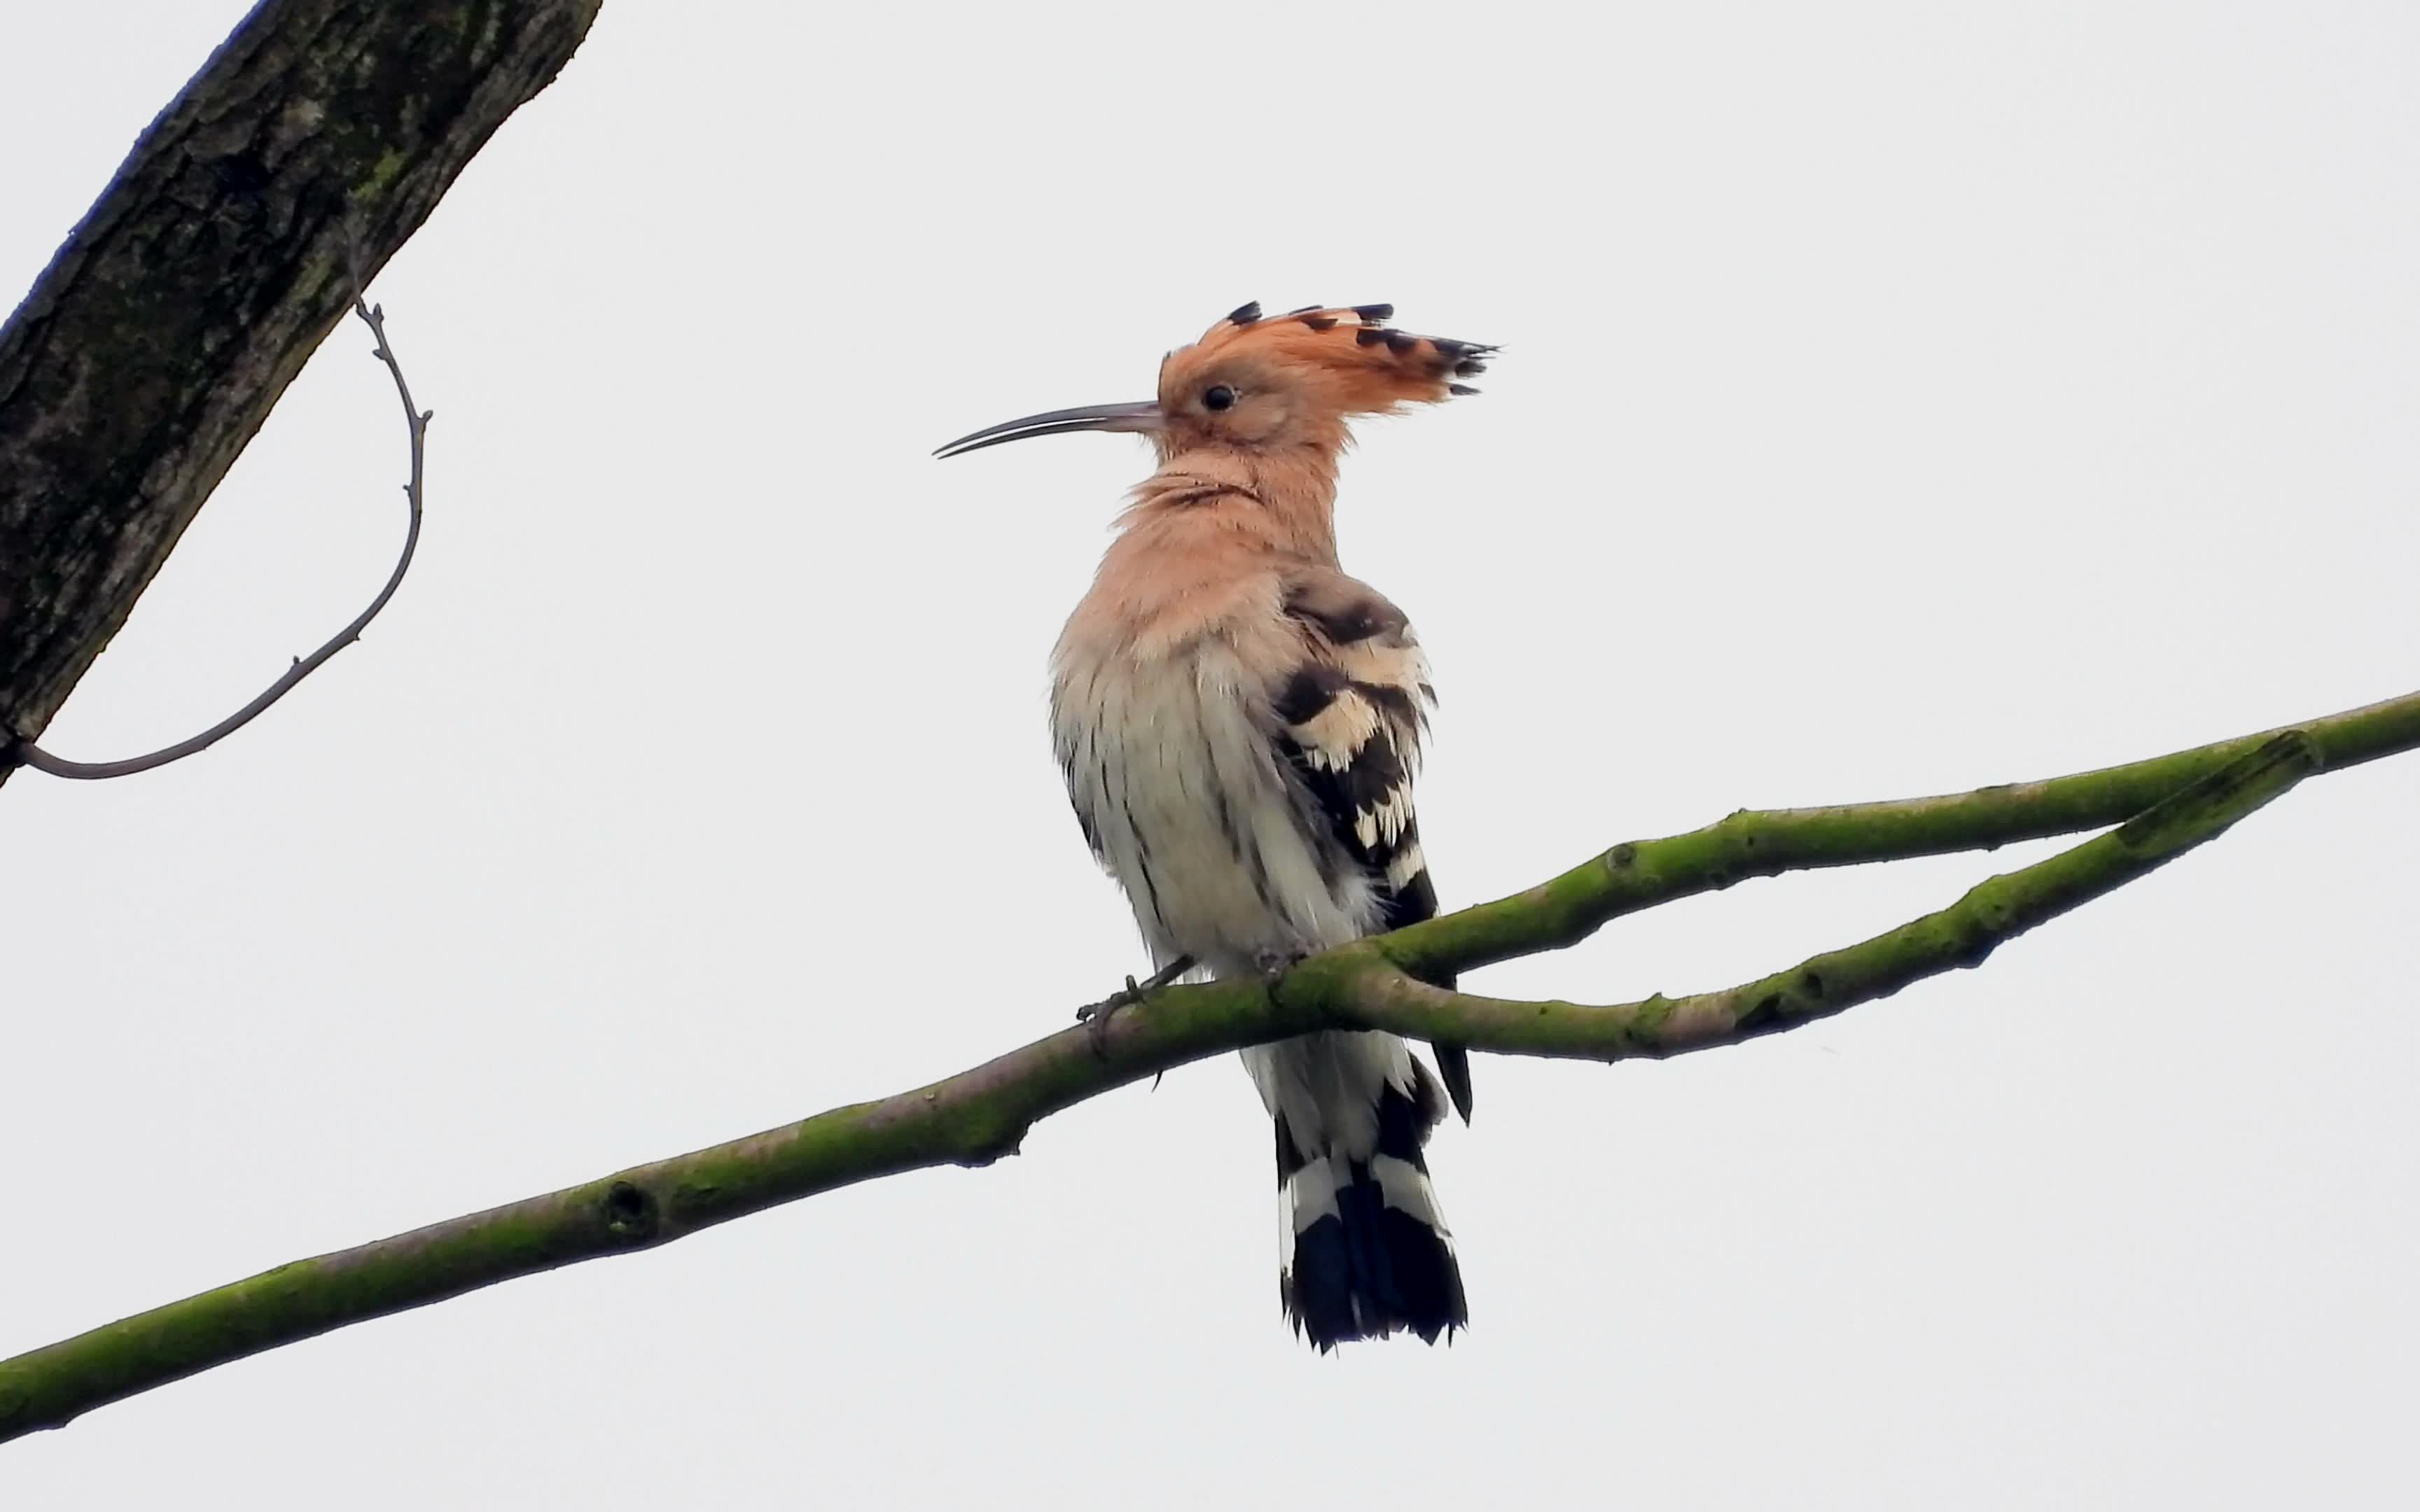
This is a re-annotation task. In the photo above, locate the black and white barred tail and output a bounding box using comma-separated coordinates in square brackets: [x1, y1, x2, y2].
[1271, 1040, 1468, 1350]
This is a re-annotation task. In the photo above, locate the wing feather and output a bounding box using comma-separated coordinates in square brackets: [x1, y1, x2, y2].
[1273, 572, 1471, 1121]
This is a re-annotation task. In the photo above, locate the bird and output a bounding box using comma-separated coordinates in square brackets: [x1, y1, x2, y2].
[935, 301, 1494, 1349]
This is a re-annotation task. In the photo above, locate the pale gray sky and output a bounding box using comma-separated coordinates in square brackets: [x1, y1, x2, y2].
[6, 3, 2419, 1506]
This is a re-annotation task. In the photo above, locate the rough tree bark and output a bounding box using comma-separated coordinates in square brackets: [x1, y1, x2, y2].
[0, 0, 602, 786]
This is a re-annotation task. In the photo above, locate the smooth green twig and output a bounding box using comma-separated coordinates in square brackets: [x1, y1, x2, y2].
[1300, 731, 2318, 1058]
[0, 700, 2394, 1445]
[1380, 689, 2420, 981]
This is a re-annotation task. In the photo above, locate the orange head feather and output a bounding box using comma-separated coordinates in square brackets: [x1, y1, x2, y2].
[1148, 302, 1493, 459]
[933, 301, 1494, 461]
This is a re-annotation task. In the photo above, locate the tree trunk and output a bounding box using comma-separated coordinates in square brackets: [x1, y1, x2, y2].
[0, 0, 602, 785]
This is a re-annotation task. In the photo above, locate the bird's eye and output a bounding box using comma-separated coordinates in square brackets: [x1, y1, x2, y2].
[1202, 384, 1236, 412]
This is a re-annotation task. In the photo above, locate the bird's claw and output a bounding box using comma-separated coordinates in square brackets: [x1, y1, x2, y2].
[1075, 955, 1194, 1058]
[1253, 947, 1308, 987]
[1077, 974, 1146, 1054]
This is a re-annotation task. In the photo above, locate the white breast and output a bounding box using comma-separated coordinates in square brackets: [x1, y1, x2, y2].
[1051, 636, 1379, 976]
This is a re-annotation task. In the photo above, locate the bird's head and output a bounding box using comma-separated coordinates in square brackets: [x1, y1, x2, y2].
[934, 302, 1493, 463]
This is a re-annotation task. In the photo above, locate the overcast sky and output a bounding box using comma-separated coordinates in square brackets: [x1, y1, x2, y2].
[6, 3, 2419, 1506]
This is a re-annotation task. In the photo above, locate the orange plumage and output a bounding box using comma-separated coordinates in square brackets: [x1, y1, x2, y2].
[1147, 302, 1493, 458]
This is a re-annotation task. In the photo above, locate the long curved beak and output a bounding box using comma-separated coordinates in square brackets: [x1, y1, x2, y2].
[933, 400, 1162, 459]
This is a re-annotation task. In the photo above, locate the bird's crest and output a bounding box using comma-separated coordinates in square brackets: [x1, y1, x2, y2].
[1164, 302, 1496, 413]
[931, 302, 1495, 459]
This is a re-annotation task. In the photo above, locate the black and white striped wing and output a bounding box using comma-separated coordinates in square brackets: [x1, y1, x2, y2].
[1273, 574, 1471, 1120]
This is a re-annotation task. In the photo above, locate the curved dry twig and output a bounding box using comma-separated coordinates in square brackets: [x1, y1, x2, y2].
[0, 714, 2367, 1445]
[4, 295, 429, 780]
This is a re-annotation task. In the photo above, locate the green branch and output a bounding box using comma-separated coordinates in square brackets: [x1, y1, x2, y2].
[0, 700, 2395, 1445]
[1303, 731, 2318, 1058]
[1382, 688, 2420, 980]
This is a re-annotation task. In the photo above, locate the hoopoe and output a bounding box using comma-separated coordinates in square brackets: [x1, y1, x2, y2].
[936, 302, 1493, 1349]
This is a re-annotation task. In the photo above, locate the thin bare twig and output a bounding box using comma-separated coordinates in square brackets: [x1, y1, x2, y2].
[3, 290, 429, 780]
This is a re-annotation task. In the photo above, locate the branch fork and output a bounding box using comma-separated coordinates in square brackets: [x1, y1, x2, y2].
[5, 700, 2402, 1443]
[4, 292, 429, 781]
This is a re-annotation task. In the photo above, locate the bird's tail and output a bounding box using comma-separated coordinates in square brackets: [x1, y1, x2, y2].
[1267, 1037, 1468, 1350]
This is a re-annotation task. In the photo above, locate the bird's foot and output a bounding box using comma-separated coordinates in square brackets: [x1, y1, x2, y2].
[1076, 954, 1194, 1056]
[1253, 946, 1309, 988]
